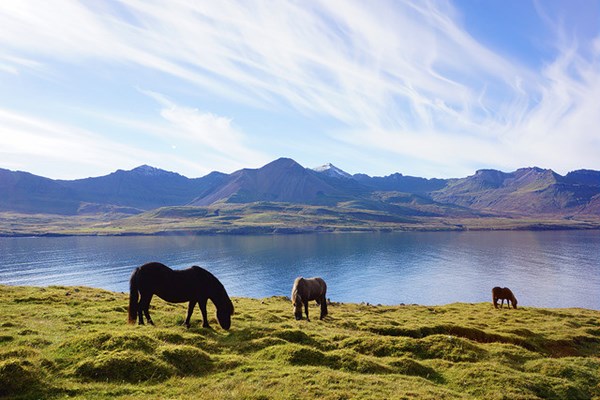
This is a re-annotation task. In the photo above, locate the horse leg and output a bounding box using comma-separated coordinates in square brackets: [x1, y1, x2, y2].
[140, 293, 154, 325]
[500, 299, 505, 309]
[493, 297, 498, 309]
[304, 300, 310, 321]
[183, 301, 196, 328]
[137, 296, 145, 325]
[198, 297, 210, 328]
[144, 297, 155, 325]
[320, 295, 328, 319]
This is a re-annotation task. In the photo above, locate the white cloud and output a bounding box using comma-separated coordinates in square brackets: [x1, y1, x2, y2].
[0, 100, 270, 179]
[0, 1, 529, 124]
[0, 0, 599, 176]
[0, 54, 38, 75]
[139, 89, 270, 170]
[0, 108, 161, 178]
[505, 38, 600, 173]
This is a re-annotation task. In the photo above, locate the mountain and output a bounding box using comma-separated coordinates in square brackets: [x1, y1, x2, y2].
[353, 172, 447, 194]
[0, 168, 81, 215]
[311, 163, 372, 198]
[189, 158, 351, 206]
[564, 169, 600, 186]
[58, 165, 208, 211]
[431, 167, 600, 215]
[1, 159, 600, 219]
[312, 163, 353, 179]
[0, 165, 218, 215]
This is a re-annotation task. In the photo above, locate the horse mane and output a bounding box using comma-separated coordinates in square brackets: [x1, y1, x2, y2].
[190, 266, 234, 315]
[291, 277, 304, 305]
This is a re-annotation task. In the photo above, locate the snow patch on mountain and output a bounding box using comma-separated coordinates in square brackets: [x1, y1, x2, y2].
[312, 163, 352, 179]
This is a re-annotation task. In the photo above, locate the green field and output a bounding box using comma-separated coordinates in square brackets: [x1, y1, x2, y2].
[2, 203, 600, 237]
[1, 285, 599, 399]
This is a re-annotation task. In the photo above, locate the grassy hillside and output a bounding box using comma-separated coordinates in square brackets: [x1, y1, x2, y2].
[3, 203, 600, 237]
[1, 286, 599, 399]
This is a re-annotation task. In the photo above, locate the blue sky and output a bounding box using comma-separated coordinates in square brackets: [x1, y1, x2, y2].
[1, 0, 599, 179]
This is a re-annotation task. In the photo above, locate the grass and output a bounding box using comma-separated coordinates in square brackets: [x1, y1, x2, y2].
[1, 285, 599, 399]
[2, 203, 600, 237]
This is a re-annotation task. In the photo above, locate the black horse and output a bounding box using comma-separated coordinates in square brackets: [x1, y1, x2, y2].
[128, 262, 234, 330]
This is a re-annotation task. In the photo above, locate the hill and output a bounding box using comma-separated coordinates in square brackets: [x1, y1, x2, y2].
[1, 285, 599, 399]
[189, 158, 355, 206]
[0, 168, 81, 215]
[431, 167, 600, 215]
[0, 166, 209, 216]
[353, 172, 447, 194]
[1, 159, 600, 235]
[59, 165, 225, 211]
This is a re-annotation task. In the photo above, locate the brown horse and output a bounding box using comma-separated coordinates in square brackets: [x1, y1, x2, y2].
[128, 262, 234, 330]
[291, 277, 328, 321]
[492, 286, 518, 309]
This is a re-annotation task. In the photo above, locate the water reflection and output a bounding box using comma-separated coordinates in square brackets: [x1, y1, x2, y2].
[0, 231, 599, 309]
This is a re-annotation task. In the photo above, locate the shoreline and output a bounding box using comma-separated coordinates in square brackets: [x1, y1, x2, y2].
[2, 284, 599, 312]
[3, 208, 600, 238]
[2, 221, 600, 238]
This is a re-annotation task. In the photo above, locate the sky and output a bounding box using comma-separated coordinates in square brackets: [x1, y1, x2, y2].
[1, 0, 599, 180]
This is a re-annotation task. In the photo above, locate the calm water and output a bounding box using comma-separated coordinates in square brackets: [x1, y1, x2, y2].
[0, 231, 599, 309]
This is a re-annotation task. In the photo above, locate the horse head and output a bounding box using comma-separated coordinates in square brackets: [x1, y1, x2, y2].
[216, 298, 234, 330]
[293, 293, 303, 320]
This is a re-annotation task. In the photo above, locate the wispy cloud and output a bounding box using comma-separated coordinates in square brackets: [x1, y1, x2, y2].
[1, 0, 599, 177]
[0, 100, 269, 179]
[0, 107, 162, 178]
[0, 54, 42, 75]
[139, 89, 270, 171]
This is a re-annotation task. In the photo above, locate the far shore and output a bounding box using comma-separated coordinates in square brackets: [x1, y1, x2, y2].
[2, 212, 600, 238]
[2, 284, 599, 311]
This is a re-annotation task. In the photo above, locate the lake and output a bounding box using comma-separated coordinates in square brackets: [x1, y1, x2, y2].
[0, 231, 599, 309]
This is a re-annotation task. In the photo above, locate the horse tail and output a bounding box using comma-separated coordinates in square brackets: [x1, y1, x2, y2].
[128, 267, 140, 324]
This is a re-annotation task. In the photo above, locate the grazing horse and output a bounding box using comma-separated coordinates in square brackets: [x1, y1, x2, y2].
[291, 277, 328, 321]
[128, 262, 234, 330]
[492, 286, 518, 309]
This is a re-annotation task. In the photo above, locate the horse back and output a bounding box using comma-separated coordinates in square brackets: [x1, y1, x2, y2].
[315, 277, 327, 294]
[135, 262, 174, 286]
[492, 286, 514, 299]
[302, 277, 327, 300]
[136, 262, 207, 303]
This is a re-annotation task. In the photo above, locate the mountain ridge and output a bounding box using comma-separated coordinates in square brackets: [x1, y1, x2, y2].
[1, 159, 599, 219]
[189, 158, 350, 206]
